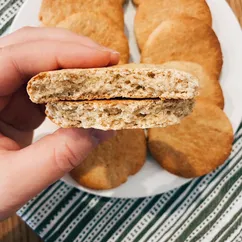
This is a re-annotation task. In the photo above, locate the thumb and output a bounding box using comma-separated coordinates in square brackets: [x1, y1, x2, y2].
[0, 128, 114, 218]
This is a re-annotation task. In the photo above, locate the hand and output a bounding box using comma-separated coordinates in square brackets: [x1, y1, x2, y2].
[0, 27, 119, 220]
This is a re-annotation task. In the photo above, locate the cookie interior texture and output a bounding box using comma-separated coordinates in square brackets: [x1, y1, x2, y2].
[148, 100, 233, 178]
[27, 65, 199, 103]
[141, 16, 223, 79]
[46, 99, 194, 130]
[160, 61, 224, 109]
[70, 129, 147, 190]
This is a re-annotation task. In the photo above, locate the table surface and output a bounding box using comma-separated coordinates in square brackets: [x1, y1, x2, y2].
[0, 0, 241, 241]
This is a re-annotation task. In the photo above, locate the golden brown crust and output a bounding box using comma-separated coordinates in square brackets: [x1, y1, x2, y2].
[135, 0, 212, 50]
[148, 100, 233, 178]
[160, 61, 224, 109]
[39, 0, 124, 29]
[133, 0, 141, 5]
[56, 12, 129, 64]
[70, 130, 147, 190]
[141, 17, 223, 79]
[110, 0, 126, 5]
[110, 0, 126, 4]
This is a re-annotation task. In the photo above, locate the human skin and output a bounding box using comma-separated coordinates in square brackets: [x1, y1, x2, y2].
[0, 27, 119, 220]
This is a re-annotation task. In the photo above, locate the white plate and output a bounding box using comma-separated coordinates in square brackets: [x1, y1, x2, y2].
[10, 0, 242, 198]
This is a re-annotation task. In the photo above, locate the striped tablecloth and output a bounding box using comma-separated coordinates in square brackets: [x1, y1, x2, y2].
[2, 1, 242, 241]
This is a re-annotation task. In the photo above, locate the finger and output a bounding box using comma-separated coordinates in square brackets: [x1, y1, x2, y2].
[0, 26, 113, 51]
[0, 40, 119, 96]
[0, 95, 10, 111]
[0, 86, 45, 131]
[0, 122, 33, 149]
[0, 132, 21, 151]
[0, 128, 115, 218]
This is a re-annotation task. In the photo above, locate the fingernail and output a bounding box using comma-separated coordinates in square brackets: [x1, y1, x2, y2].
[93, 45, 120, 64]
[91, 135, 101, 148]
[99, 46, 119, 54]
[91, 130, 116, 143]
[110, 52, 120, 65]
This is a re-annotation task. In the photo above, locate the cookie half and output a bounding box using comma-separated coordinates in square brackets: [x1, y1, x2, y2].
[141, 17, 223, 79]
[148, 100, 233, 178]
[135, 0, 212, 50]
[45, 99, 194, 130]
[56, 12, 129, 64]
[27, 65, 199, 103]
[70, 129, 146, 190]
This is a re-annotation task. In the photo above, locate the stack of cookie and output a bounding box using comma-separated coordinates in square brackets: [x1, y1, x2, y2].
[39, 0, 129, 64]
[134, 0, 234, 178]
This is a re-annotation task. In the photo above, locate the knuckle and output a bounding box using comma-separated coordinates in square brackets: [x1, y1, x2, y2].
[18, 26, 34, 33]
[0, 45, 9, 55]
[53, 142, 80, 173]
[52, 129, 96, 172]
[0, 44, 15, 57]
[64, 142, 79, 168]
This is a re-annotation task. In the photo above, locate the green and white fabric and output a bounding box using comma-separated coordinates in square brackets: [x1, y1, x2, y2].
[2, 1, 242, 241]
[0, 0, 24, 35]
